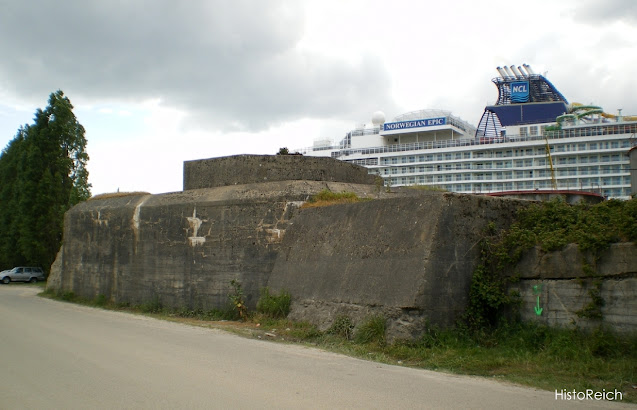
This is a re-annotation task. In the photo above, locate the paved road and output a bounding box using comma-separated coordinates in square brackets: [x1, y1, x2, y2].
[0, 285, 632, 409]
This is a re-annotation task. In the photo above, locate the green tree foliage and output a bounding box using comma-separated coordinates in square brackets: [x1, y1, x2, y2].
[0, 90, 90, 273]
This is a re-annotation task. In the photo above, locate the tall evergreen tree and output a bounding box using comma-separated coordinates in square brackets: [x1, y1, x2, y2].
[0, 90, 90, 273]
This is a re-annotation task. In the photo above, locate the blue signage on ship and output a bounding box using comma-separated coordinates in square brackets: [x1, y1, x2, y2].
[383, 117, 446, 131]
[511, 81, 529, 103]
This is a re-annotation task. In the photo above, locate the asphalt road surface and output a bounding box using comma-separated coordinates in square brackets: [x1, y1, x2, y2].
[0, 285, 632, 409]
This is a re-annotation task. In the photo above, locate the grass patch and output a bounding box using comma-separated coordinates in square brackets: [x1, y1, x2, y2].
[256, 287, 291, 318]
[301, 189, 370, 209]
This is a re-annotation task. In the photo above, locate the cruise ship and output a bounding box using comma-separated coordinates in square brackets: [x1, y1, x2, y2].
[297, 65, 637, 199]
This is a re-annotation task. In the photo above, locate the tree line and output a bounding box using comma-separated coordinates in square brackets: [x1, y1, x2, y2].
[0, 90, 90, 274]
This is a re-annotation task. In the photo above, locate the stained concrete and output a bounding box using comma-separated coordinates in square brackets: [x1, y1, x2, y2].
[47, 180, 385, 309]
[510, 243, 637, 333]
[267, 192, 523, 341]
[183, 154, 378, 190]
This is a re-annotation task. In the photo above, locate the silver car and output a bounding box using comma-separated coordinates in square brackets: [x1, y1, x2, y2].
[0, 267, 45, 284]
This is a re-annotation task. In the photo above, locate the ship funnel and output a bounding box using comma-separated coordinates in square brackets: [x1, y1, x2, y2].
[510, 65, 524, 79]
[503, 66, 515, 77]
[517, 66, 528, 78]
[523, 64, 535, 75]
[496, 66, 508, 78]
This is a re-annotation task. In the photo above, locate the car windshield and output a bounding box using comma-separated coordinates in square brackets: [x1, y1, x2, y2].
[10, 267, 19, 273]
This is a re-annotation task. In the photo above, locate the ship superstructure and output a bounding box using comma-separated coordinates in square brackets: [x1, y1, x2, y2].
[298, 65, 636, 199]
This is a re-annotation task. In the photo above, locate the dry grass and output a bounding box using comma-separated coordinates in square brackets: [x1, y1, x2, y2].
[301, 189, 369, 209]
[89, 191, 150, 201]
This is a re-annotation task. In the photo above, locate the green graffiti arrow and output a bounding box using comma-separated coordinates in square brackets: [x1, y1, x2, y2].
[533, 285, 543, 316]
[534, 295, 543, 316]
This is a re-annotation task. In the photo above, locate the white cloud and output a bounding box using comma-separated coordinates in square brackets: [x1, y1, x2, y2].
[1, 0, 636, 195]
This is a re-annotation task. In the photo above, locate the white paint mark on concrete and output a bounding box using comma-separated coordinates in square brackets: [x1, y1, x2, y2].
[187, 207, 206, 246]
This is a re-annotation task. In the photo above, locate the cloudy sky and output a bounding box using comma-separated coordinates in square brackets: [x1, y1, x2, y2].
[1, 0, 636, 195]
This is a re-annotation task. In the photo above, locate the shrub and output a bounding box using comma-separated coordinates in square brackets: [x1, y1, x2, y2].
[139, 296, 163, 314]
[228, 280, 248, 320]
[327, 315, 355, 339]
[355, 315, 386, 344]
[256, 287, 291, 318]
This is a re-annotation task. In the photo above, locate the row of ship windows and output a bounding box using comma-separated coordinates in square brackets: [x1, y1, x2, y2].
[377, 140, 631, 165]
[386, 179, 630, 198]
[379, 160, 626, 175]
[383, 174, 630, 184]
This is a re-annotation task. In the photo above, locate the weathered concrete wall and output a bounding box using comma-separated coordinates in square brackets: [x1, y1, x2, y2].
[183, 155, 378, 190]
[48, 152, 636, 339]
[47, 181, 384, 309]
[510, 243, 637, 333]
[267, 192, 524, 341]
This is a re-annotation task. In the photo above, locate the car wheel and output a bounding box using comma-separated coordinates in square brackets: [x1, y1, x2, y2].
[1, 277, 9, 284]
[29, 277, 37, 283]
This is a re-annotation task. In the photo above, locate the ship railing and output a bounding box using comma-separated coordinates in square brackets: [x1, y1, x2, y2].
[331, 122, 637, 159]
